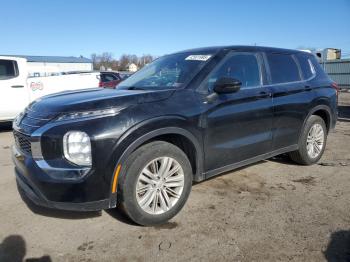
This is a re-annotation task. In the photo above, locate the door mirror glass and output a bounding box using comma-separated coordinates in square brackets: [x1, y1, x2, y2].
[213, 77, 241, 94]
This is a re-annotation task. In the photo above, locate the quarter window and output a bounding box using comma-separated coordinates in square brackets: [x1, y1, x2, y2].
[266, 53, 301, 84]
[205, 52, 261, 91]
[296, 54, 316, 80]
[0, 60, 18, 79]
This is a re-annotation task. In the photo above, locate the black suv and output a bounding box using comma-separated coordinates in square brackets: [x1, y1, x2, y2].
[12, 46, 337, 225]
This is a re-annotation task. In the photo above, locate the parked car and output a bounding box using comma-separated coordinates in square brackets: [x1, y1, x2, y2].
[99, 71, 122, 88]
[0, 56, 100, 122]
[12, 46, 337, 225]
[118, 72, 133, 80]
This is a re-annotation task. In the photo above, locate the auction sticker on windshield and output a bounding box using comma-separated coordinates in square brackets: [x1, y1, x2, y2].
[185, 55, 212, 61]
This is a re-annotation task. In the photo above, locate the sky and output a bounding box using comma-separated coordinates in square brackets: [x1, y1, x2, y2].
[1, 0, 350, 58]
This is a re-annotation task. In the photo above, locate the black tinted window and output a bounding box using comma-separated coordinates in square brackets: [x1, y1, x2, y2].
[296, 54, 315, 79]
[309, 55, 328, 79]
[0, 60, 17, 79]
[266, 53, 301, 84]
[101, 74, 117, 82]
[206, 52, 261, 90]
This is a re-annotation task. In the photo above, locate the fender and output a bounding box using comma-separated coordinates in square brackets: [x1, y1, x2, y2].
[297, 104, 332, 146]
[305, 104, 332, 130]
[108, 117, 204, 207]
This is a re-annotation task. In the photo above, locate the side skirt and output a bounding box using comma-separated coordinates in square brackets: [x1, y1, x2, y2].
[203, 145, 298, 180]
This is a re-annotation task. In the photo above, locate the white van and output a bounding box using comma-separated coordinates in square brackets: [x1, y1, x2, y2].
[0, 56, 100, 121]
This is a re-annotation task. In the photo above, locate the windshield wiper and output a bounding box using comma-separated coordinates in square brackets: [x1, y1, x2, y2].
[127, 86, 146, 90]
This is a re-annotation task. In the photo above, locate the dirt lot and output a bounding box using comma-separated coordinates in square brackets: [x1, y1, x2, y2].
[0, 93, 349, 262]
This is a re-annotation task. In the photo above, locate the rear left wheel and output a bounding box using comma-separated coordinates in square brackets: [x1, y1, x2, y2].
[289, 115, 327, 165]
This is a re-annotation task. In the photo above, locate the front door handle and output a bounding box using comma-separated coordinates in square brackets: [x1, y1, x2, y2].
[11, 85, 24, 88]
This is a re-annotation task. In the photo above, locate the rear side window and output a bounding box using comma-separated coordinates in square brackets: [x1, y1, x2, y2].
[266, 53, 301, 84]
[0, 59, 18, 79]
[296, 54, 315, 80]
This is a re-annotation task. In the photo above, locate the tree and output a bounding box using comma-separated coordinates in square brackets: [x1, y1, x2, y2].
[118, 54, 130, 71]
[138, 54, 154, 68]
[90, 52, 156, 71]
[91, 53, 99, 70]
[100, 52, 113, 70]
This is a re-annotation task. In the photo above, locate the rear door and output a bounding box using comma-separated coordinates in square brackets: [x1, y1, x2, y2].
[264, 52, 316, 150]
[202, 51, 273, 172]
[0, 57, 29, 121]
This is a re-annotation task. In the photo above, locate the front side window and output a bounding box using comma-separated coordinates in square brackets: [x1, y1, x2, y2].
[0, 59, 18, 80]
[266, 53, 301, 84]
[203, 52, 261, 92]
[118, 52, 213, 90]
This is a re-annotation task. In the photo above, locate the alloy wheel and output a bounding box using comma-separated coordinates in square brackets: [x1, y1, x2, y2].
[135, 157, 184, 215]
[306, 123, 325, 158]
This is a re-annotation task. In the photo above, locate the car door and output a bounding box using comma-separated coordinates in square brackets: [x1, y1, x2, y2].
[201, 51, 273, 173]
[0, 58, 29, 121]
[263, 52, 316, 150]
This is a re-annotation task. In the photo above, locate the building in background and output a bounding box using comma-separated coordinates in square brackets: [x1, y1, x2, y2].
[127, 63, 138, 72]
[314, 48, 341, 63]
[0, 55, 93, 77]
[309, 48, 350, 90]
[323, 58, 350, 90]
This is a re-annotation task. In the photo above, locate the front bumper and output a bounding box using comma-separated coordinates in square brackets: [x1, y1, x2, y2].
[15, 169, 110, 211]
[12, 145, 113, 211]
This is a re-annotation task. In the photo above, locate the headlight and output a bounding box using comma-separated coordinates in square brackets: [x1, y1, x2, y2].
[63, 131, 91, 166]
[55, 107, 124, 122]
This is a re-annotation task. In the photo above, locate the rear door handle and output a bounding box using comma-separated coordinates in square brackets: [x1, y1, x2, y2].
[11, 85, 24, 88]
[256, 91, 272, 99]
[304, 85, 312, 91]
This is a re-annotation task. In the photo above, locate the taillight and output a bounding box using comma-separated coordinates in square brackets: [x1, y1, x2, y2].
[98, 81, 103, 88]
[331, 82, 339, 90]
[331, 82, 339, 96]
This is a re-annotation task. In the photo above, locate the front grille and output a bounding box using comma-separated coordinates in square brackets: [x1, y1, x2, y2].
[13, 131, 32, 155]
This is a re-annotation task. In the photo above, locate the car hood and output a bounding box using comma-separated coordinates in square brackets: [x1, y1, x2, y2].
[27, 88, 175, 114]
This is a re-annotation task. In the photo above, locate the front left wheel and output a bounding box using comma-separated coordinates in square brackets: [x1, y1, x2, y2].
[118, 141, 193, 226]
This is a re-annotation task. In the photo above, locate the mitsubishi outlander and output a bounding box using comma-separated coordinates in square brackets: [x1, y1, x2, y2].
[12, 46, 337, 225]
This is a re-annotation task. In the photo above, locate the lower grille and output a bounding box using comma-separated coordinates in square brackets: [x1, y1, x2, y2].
[13, 131, 32, 155]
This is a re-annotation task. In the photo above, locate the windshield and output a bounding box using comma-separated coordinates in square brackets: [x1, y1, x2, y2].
[118, 52, 213, 90]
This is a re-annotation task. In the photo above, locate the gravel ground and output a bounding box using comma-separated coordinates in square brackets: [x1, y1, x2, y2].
[0, 92, 349, 262]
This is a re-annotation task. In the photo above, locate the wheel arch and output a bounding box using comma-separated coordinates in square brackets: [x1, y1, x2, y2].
[108, 117, 204, 207]
[306, 105, 332, 132]
[297, 104, 332, 147]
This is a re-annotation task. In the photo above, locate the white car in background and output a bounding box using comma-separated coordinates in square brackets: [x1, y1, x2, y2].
[0, 56, 100, 122]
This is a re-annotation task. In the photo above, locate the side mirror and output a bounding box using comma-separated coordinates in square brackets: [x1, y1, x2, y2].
[213, 77, 241, 94]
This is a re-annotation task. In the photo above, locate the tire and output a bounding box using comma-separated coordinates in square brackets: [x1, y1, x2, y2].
[289, 115, 327, 165]
[118, 141, 193, 226]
